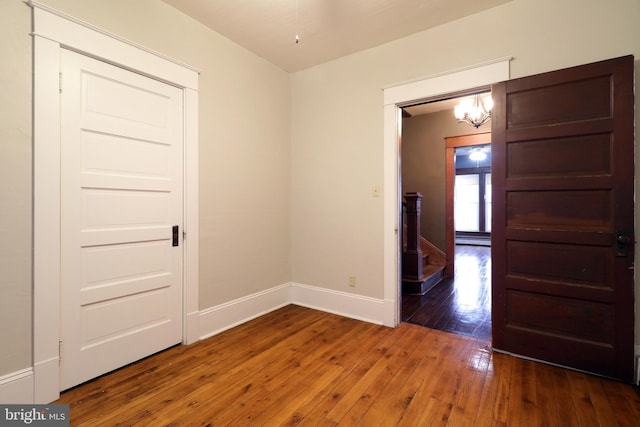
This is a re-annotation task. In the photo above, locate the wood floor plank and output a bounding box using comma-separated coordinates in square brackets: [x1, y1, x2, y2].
[567, 370, 601, 427]
[507, 356, 538, 426]
[54, 305, 640, 426]
[225, 319, 378, 425]
[472, 362, 499, 426]
[370, 326, 452, 426]
[290, 324, 401, 425]
[323, 324, 420, 424]
[548, 366, 580, 427]
[446, 341, 493, 426]
[396, 333, 464, 426]
[601, 378, 640, 425]
[583, 374, 620, 427]
[351, 325, 435, 426]
[412, 333, 481, 426]
[532, 362, 563, 427]
[488, 352, 513, 425]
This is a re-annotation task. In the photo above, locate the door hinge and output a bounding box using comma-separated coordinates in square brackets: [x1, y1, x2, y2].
[58, 340, 62, 364]
[59, 72, 63, 94]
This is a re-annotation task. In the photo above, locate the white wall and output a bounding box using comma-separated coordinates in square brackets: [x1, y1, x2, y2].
[291, 0, 640, 330]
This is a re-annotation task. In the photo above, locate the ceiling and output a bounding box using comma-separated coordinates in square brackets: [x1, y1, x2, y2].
[160, 0, 510, 73]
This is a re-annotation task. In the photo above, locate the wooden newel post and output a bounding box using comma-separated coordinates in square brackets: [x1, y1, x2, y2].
[403, 192, 424, 280]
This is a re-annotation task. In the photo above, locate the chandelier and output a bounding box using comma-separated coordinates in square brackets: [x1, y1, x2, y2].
[454, 94, 493, 128]
[468, 147, 487, 161]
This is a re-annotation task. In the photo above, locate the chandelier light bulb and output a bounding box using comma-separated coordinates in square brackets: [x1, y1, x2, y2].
[454, 94, 493, 128]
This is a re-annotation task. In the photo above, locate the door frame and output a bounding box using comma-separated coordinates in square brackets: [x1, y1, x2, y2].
[445, 132, 492, 276]
[32, 2, 199, 403]
[382, 58, 511, 327]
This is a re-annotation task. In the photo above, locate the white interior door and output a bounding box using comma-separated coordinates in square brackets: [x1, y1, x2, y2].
[60, 49, 184, 390]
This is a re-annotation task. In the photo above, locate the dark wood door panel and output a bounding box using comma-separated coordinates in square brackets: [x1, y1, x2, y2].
[506, 75, 612, 129]
[505, 228, 612, 246]
[507, 240, 613, 289]
[507, 190, 611, 230]
[499, 327, 619, 378]
[505, 290, 613, 344]
[507, 133, 612, 178]
[492, 55, 634, 382]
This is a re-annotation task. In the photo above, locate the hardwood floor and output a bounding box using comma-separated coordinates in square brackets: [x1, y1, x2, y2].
[403, 245, 492, 341]
[56, 305, 640, 426]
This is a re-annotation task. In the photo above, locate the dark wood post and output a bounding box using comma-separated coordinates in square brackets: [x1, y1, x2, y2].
[403, 192, 424, 280]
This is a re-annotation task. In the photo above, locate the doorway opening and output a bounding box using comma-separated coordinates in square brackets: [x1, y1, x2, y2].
[400, 94, 493, 341]
[386, 55, 634, 381]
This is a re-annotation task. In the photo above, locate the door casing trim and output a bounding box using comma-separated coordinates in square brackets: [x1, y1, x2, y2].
[32, 2, 199, 403]
[382, 59, 510, 327]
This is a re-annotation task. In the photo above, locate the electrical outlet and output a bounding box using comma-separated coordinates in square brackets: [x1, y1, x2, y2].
[348, 276, 356, 287]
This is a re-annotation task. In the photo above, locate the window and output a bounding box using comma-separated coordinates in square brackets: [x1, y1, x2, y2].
[454, 169, 491, 234]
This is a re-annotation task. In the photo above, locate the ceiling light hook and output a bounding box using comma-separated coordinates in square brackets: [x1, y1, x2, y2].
[295, 0, 300, 45]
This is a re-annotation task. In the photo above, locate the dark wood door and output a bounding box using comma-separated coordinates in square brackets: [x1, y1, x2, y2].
[491, 56, 635, 382]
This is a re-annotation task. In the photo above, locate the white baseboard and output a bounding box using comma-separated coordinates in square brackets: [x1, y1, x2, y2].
[290, 282, 386, 325]
[183, 310, 200, 345]
[198, 283, 291, 340]
[0, 368, 34, 404]
[197, 282, 389, 340]
[33, 356, 59, 404]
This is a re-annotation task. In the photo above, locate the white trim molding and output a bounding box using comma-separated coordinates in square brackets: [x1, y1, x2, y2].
[31, 2, 199, 403]
[291, 283, 386, 325]
[381, 58, 511, 327]
[29, 1, 199, 87]
[0, 369, 34, 404]
[198, 285, 292, 340]
[197, 283, 388, 341]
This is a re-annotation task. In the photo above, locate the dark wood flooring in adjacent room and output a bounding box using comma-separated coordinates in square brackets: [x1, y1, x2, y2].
[403, 245, 491, 341]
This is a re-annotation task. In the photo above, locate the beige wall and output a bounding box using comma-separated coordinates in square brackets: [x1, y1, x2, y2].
[291, 0, 639, 304]
[402, 109, 486, 252]
[0, 0, 32, 375]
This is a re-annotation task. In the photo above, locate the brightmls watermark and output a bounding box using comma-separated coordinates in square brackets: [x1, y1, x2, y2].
[0, 405, 69, 426]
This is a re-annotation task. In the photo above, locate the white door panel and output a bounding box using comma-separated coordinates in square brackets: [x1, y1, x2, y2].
[81, 189, 171, 226]
[82, 131, 171, 179]
[60, 49, 184, 390]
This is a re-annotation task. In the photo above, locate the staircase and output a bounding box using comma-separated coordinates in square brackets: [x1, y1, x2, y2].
[402, 192, 446, 295]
